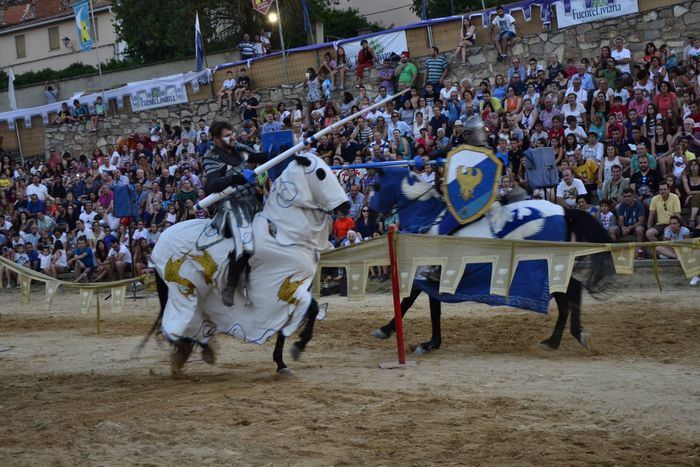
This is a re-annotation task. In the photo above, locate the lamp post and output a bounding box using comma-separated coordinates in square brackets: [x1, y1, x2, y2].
[270, 0, 289, 83]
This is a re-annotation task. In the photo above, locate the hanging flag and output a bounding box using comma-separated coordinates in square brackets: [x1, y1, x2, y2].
[72, 0, 93, 51]
[301, 0, 312, 31]
[252, 0, 273, 16]
[8, 67, 17, 110]
[195, 12, 204, 72]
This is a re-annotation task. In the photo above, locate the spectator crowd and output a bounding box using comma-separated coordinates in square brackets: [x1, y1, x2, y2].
[3, 12, 700, 287]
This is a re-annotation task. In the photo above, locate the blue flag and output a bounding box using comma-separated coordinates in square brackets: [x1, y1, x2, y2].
[195, 12, 204, 72]
[301, 0, 312, 32]
[72, 0, 93, 52]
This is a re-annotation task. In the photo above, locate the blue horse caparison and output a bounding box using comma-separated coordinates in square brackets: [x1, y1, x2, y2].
[369, 167, 614, 353]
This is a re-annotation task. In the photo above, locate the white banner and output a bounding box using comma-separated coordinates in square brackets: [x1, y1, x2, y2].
[555, 0, 639, 28]
[339, 30, 408, 68]
[128, 74, 188, 111]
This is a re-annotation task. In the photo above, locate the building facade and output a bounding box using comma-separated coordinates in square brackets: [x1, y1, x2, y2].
[0, 1, 118, 74]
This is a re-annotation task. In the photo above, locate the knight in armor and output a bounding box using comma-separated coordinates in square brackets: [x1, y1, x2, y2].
[203, 121, 268, 306]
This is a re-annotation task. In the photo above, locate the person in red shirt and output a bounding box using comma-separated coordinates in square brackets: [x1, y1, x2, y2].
[547, 115, 565, 145]
[332, 207, 356, 246]
[356, 39, 374, 86]
[653, 81, 679, 122]
[609, 96, 628, 121]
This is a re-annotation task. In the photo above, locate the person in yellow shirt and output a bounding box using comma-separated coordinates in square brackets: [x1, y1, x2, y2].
[646, 181, 681, 241]
[0, 171, 12, 191]
[572, 149, 598, 194]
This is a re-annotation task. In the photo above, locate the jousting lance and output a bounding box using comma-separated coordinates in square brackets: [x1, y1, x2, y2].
[196, 87, 411, 210]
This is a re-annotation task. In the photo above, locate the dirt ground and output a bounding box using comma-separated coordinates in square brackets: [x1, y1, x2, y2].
[1, 285, 699, 466]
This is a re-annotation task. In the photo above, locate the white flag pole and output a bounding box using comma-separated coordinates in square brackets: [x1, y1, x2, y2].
[196, 87, 410, 209]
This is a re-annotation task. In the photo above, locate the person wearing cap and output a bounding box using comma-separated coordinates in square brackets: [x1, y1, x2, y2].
[395, 51, 417, 89]
[450, 120, 466, 147]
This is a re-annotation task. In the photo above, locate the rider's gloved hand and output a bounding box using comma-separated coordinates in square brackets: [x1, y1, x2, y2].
[242, 169, 256, 184]
[413, 156, 424, 171]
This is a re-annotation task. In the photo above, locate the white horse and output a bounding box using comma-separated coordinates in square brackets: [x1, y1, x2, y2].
[146, 152, 349, 375]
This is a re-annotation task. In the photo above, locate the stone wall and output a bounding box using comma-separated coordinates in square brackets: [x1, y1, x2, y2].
[45, 0, 699, 156]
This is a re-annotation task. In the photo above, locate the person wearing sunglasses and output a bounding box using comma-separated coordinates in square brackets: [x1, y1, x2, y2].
[646, 181, 681, 242]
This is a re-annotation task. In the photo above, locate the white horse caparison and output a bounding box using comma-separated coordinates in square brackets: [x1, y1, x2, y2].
[147, 152, 349, 375]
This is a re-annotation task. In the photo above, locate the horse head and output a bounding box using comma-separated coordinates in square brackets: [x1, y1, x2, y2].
[370, 167, 444, 233]
[277, 151, 348, 214]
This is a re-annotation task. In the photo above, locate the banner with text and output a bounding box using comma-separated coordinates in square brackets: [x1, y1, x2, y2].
[554, 0, 639, 28]
[339, 30, 408, 68]
[128, 74, 189, 111]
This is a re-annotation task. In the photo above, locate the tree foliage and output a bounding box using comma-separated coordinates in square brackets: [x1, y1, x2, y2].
[112, 0, 383, 64]
[409, 0, 502, 19]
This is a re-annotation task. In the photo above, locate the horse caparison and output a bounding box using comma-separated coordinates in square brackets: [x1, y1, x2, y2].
[141, 274, 321, 375]
[375, 209, 616, 353]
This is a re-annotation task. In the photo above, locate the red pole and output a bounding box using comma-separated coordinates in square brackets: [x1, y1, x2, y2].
[387, 225, 406, 365]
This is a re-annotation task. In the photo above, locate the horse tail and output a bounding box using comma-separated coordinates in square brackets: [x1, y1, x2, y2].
[135, 271, 168, 355]
[564, 208, 615, 298]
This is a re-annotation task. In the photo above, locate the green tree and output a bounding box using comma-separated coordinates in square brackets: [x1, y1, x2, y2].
[112, 0, 384, 64]
[319, 5, 383, 41]
[410, 0, 501, 19]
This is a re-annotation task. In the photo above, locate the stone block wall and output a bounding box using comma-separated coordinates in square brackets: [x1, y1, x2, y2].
[45, 1, 699, 157]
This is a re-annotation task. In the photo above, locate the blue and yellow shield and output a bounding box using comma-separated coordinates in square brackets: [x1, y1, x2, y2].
[442, 145, 503, 225]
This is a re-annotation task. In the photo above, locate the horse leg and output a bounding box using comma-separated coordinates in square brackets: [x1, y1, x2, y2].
[540, 292, 569, 350]
[290, 298, 319, 361]
[273, 332, 292, 375]
[415, 297, 442, 355]
[372, 286, 422, 339]
[171, 338, 194, 377]
[567, 278, 592, 350]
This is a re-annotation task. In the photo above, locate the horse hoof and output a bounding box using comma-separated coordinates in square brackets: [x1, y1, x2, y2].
[577, 331, 593, 351]
[413, 344, 431, 355]
[372, 329, 390, 340]
[290, 343, 302, 361]
[170, 339, 193, 376]
[201, 345, 216, 365]
[276, 367, 293, 377]
[539, 340, 558, 351]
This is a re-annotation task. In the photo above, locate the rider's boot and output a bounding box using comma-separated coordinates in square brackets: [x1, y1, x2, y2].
[221, 252, 250, 307]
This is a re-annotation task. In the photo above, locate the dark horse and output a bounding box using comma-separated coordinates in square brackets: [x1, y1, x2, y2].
[369, 167, 614, 354]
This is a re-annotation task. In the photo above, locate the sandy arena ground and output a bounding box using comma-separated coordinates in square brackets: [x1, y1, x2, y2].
[1, 285, 699, 465]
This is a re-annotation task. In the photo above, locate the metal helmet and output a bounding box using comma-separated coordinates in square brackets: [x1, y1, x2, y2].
[462, 115, 488, 147]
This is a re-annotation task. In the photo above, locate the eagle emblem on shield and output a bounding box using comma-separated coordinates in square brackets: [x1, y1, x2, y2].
[442, 145, 503, 225]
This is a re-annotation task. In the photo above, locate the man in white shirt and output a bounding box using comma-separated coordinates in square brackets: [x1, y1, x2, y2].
[387, 111, 412, 137]
[97, 241, 132, 281]
[592, 78, 614, 102]
[217, 71, 237, 108]
[175, 137, 196, 157]
[582, 132, 604, 161]
[556, 169, 587, 208]
[566, 77, 588, 106]
[439, 79, 458, 102]
[132, 220, 149, 241]
[98, 158, 117, 177]
[490, 5, 517, 61]
[79, 201, 98, 228]
[26, 175, 50, 201]
[74, 219, 95, 247]
[611, 37, 632, 76]
[196, 119, 210, 140]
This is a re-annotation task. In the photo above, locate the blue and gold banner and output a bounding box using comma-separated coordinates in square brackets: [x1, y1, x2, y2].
[72, 0, 93, 52]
